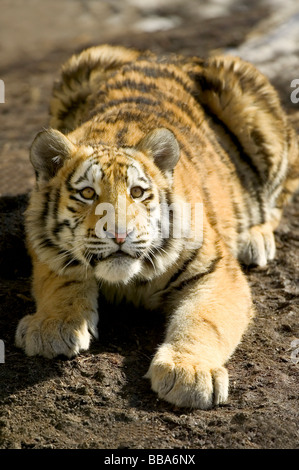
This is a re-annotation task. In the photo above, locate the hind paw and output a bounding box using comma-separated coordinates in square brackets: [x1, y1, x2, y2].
[238, 223, 276, 267]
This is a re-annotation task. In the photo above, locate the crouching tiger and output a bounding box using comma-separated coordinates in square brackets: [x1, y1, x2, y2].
[15, 45, 299, 409]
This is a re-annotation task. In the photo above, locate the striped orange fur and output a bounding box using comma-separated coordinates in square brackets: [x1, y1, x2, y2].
[15, 45, 299, 409]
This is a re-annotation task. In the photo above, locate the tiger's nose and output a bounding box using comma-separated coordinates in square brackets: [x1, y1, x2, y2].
[106, 229, 133, 245]
[114, 232, 127, 245]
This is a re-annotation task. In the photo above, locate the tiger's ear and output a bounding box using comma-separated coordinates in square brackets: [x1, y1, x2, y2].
[30, 129, 75, 182]
[136, 128, 180, 174]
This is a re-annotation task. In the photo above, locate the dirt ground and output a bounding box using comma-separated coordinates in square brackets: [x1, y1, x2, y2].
[0, 0, 298, 450]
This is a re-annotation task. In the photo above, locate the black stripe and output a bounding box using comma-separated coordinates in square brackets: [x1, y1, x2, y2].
[92, 96, 159, 117]
[65, 168, 76, 192]
[50, 188, 63, 240]
[61, 280, 81, 288]
[96, 92, 199, 130]
[233, 68, 281, 120]
[167, 256, 222, 294]
[185, 122, 250, 232]
[105, 78, 158, 95]
[142, 193, 155, 202]
[74, 163, 94, 185]
[95, 63, 201, 126]
[201, 318, 222, 343]
[69, 195, 85, 203]
[50, 187, 60, 218]
[103, 161, 127, 171]
[58, 250, 82, 268]
[249, 128, 273, 180]
[40, 190, 50, 223]
[162, 188, 174, 238]
[54, 280, 81, 292]
[142, 189, 174, 270]
[100, 111, 142, 125]
[199, 128, 247, 233]
[190, 71, 263, 184]
[53, 219, 73, 239]
[97, 110, 195, 164]
[193, 72, 223, 96]
[198, 103, 266, 223]
[138, 176, 149, 184]
[66, 205, 77, 213]
[163, 134, 220, 236]
[127, 64, 192, 96]
[86, 239, 108, 245]
[163, 248, 200, 292]
[88, 254, 100, 267]
[231, 198, 245, 234]
[267, 132, 289, 194]
[116, 125, 129, 146]
[65, 258, 81, 267]
[131, 240, 147, 245]
[38, 237, 57, 249]
[198, 174, 221, 233]
[199, 102, 264, 184]
[100, 109, 191, 143]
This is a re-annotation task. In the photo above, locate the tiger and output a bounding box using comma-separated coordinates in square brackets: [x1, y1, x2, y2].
[15, 44, 299, 409]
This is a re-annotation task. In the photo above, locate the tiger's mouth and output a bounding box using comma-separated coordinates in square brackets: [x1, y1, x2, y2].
[89, 249, 143, 267]
[109, 251, 128, 258]
[107, 251, 135, 260]
[107, 249, 144, 260]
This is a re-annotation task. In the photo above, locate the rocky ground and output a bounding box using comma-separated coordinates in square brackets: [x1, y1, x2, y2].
[0, 0, 298, 450]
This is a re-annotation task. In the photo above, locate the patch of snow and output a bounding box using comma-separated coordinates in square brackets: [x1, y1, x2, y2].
[134, 15, 181, 32]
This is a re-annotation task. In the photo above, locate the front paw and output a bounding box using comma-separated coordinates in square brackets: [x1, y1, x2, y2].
[15, 311, 98, 359]
[145, 344, 229, 409]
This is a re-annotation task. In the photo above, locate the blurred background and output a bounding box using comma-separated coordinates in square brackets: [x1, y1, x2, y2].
[1, 0, 299, 196]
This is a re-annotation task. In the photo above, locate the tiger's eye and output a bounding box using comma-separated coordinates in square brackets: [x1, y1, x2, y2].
[80, 187, 96, 200]
[130, 186, 144, 199]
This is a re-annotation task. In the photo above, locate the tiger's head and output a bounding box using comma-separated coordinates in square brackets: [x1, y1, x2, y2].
[27, 127, 187, 284]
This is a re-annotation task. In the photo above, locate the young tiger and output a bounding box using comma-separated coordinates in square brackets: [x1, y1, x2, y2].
[15, 45, 299, 409]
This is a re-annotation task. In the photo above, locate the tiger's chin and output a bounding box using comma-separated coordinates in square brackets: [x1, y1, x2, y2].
[94, 255, 142, 284]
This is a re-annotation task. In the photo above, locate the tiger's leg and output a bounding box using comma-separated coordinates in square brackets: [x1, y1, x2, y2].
[237, 126, 298, 267]
[15, 257, 99, 358]
[146, 255, 253, 409]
